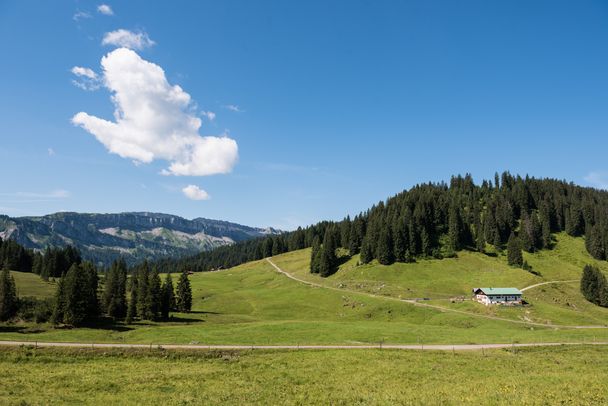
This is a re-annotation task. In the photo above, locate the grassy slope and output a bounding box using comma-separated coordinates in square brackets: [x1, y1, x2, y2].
[272, 233, 608, 326]
[11, 271, 55, 299]
[1, 345, 607, 405]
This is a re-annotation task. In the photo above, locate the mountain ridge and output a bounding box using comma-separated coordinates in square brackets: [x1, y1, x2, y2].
[0, 211, 281, 266]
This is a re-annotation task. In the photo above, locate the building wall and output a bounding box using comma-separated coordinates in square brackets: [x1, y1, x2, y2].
[476, 294, 522, 306]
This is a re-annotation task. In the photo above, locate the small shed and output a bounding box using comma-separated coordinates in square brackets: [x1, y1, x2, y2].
[472, 287, 523, 306]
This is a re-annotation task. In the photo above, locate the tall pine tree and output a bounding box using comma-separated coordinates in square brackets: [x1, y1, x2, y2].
[176, 271, 192, 313]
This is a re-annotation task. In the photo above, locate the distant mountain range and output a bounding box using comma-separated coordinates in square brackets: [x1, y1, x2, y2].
[0, 212, 281, 266]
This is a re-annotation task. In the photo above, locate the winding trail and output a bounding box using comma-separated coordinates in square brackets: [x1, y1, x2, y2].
[265, 258, 608, 330]
[520, 280, 579, 292]
[1, 340, 607, 352]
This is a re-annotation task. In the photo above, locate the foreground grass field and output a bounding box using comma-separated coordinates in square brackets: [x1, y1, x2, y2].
[0, 345, 607, 404]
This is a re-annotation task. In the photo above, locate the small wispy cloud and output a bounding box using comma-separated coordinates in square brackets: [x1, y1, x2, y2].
[102, 29, 155, 50]
[182, 185, 210, 201]
[73, 10, 91, 21]
[201, 111, 216, 122]
[223, 104, 242, 113]
[48, 148, 55, 156]
[71, 66, 101, 91]
[584, 171, 608, 190]
[0, 190, 71, 204]
[97, 4, 114, 15]
[71, 66, 97, 79]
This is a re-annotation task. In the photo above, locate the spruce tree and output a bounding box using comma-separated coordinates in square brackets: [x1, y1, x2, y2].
[586, 225, 605, 260]
[82, 262, 99, 319]
[319, 228, 338, 277]
[310, 236, 321, 274]
[447, 205, 462, 252]
[581, 265, 601, 305]
[60, 264, 90, 326]
[507, 232, 524, 267]
[126, 272, 138, 323]
[51, 275, 66, 324]
[160, 273, 175, 319]
[360, 236, 373, 264]
[0, 268, 18, 321]
[103, 258, 127, 319]
[136, 262, 152, 320]
[475, 217, 485, 252]
[176, 271, 192, 312]
[149, 269, 162, 320]
[377, 226, 394, 265]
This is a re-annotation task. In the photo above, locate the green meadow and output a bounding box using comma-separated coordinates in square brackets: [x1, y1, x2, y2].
[272, 233, 608, 327]
[2, 234, 608, 346]
[1, 345, 607, 405]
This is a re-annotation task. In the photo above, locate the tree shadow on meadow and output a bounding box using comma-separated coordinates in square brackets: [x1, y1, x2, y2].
[0, 325, 28, 334]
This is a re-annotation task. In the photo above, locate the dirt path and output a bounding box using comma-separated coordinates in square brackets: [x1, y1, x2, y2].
[520, 280, 579, 292]
[265, 258, 608, 330]
[1, 340, 607, 352]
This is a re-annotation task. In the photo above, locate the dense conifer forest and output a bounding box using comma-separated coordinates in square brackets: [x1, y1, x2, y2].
[154, 172, 608, 275]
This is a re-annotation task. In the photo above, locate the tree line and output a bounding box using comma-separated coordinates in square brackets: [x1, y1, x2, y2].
[153, 172, 608, 276]
[0, 255, 193, 326]
[0, 238, 83, 280]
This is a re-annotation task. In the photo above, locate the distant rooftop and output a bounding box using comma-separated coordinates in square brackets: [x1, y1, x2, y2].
[474, 287, 522, 296]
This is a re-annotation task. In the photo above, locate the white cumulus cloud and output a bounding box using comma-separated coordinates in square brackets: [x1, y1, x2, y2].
[102, 29, 155, 50]
[182, 185, 210, 200]
[71, 48, 238, 176]
[97, 4, 114, 15]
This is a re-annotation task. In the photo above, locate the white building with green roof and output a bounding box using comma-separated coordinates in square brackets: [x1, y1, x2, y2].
[472, 287, 523, 306]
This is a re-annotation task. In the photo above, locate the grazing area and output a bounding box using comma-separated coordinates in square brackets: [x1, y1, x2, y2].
[2, 244, 608, 345]
[272, 233, 608, 327]
[0, 345, 607, 404]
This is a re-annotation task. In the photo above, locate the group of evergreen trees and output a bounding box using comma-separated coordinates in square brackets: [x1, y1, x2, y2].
[0, 269, 18, 321]
[55, 257, 194, 326]
[310, 229, 339, 277]
[580, 265, 608, 307]
[156, 172, 608, 276]
[51, 262, 99, 325]
[0, 242, 193, 326]
[0, 238, 82, 280]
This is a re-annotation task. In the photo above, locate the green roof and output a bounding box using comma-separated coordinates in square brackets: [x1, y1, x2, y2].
[476, 287, 522, 295]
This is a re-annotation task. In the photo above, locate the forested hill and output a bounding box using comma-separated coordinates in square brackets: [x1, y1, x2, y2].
[154, 172, 608, 274]
[0, 212, 280, 266]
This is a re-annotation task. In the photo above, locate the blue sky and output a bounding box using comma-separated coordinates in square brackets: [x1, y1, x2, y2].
[1, 1, 607, 229]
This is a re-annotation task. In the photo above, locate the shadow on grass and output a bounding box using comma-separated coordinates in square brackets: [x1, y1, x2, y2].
[187, 310, 220, 315]
[74, 318, 134, 332]
[0, 325, 28, 334]
[166, 315, 205, 324]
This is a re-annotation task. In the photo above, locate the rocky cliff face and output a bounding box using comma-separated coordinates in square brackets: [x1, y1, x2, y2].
[0, 212, 280, 266]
